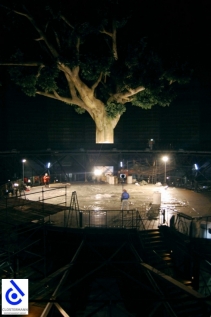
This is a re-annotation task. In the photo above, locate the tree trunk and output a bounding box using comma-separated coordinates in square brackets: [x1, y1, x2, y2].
[96, 117, 114, 143]
[62, 69, 121, 144]
[95, 112, 120, 144]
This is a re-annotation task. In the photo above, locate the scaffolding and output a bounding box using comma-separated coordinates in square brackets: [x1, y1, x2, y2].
[1, 186, 211, 316]
[0, 186, 68, 281]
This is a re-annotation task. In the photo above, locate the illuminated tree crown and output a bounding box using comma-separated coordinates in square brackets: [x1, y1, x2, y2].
[0, 0, 191, 143]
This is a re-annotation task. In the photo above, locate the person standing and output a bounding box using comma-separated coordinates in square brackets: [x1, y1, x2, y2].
[43, 173, 50, 188]
[121, 189, 130, 212]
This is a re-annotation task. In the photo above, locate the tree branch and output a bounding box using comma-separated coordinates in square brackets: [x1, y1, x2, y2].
[58, 63, 81, 90]
[60, 15, 74, 29]
[58, 62, 73, 77]
[92, 72, 103, 91]
[57, 38, 80, 76]
[58, 63, 95, 110]
[36, 89, 90, 113]
[76, 37, 80, 52]
[72, 65, 80, 77]
[100, 29, 112, 37]
[0, 62, 44, 66]
[125, 85, 146, 96]
[112, 19, 118, 60]
[13, 8, 59, 58]
[169, 80, 176, 85]
[100, 19, 118, 60]
[36, 65, 45, 78]
[63, 72, 78, 99]
[36, 90, 72, 103]
[52, 29, 61, 49]
[34, 37, 43, 41]
[108, 85, 145, 104]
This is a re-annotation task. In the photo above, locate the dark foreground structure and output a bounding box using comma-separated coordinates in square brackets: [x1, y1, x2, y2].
[1, 184, 211, 317]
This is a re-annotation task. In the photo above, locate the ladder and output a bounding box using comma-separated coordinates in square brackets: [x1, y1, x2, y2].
[66, 191, 79, 227]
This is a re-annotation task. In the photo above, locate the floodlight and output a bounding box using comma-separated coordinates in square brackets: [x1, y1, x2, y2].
[94, 169, 102, 176]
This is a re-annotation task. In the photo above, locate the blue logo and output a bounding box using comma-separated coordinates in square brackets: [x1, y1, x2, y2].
[5, 280, 25, 305]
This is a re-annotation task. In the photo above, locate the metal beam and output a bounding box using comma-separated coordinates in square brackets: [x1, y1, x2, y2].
[127, 237, 178, 317]
[39, 239, 85, 317]
[29, 240, 84, 300]
[84, 238, 162, 298]
[54, 302, 70, 317]
[141, 263, 205, 299]
[55, 241, 128, 298]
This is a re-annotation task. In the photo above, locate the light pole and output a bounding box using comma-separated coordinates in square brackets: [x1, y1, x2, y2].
[162, 156, 168, 185]
[22, 159, 26, 183]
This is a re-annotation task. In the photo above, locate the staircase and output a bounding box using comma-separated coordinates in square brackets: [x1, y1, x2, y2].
[138, 228, 209, 316]
[139, 229, 174, 276]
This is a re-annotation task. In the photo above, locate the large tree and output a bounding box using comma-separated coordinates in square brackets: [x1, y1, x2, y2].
[0, 0, 190, 143]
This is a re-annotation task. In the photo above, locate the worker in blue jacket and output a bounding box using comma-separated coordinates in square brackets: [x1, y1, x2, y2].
[121, 189, 130, 212]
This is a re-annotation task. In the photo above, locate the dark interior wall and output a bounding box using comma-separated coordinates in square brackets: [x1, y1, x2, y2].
[159, 80, 201, 150]
[199, 85, 211, 150]
[6, 88, 48, 150]
[0, 80, 210, 151]
[115, 104, 160, 149]
[46, 100, 95, 150]
[1, 84, 96, 151]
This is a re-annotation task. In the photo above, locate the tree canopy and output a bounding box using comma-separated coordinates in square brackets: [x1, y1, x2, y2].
[0, 0, 191, 143]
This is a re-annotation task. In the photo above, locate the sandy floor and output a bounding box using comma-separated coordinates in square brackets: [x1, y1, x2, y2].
[25, 182, 211, 218]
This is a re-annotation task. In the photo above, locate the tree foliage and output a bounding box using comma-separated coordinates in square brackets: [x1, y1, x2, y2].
[0, 0, 191, 143]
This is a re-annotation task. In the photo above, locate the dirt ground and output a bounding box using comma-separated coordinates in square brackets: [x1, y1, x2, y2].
[25, 182, 211, 218]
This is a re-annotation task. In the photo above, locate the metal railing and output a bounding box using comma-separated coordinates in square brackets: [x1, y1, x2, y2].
[58, 208, 163, 230]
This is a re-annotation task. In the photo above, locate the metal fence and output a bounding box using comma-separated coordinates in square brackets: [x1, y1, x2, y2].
[53, 207, 163, 230]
